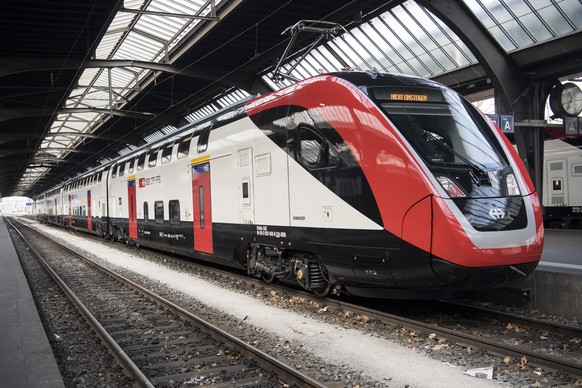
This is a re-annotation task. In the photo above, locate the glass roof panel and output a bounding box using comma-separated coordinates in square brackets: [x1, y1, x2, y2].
[464, 0, 579, 51]
[21, 0, 581, 195]
[143, 130, 166, 144]
[558, 0, 582, 29]
[312, 46, 344, 71]
[520, 12, 552, 42]
[135, 15, 183, 41]
[25, 0, 228, 189]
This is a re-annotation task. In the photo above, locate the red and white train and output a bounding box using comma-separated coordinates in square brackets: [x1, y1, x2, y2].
[36, 71, 544, 298]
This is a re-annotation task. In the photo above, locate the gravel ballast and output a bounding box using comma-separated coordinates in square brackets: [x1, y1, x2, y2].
[24, 221, 582, 387]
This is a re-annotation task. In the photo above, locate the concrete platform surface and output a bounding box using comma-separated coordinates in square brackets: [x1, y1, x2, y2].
[539, 229, 582, 274]
[0, 216, 64, 387]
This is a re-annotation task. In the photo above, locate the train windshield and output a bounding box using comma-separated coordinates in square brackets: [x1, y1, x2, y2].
[372, 87, 508, 172]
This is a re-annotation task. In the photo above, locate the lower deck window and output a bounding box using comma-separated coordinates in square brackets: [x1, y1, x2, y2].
[154, 201, 164, 224]
[169, 200, 180, 226]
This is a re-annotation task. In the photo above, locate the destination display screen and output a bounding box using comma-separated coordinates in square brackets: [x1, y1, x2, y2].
[372, 88, 444, 103]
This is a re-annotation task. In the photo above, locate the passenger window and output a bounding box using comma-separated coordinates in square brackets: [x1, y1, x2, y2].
[119, 162, 125, 177]
[298, 126, 339, 169]
[148, 149, 159, 168]
[143, 202, 149, 223]
[162, 143, 173, 164]
[137, 153, 146, 171]
[242, 181, 249, 199]
[169, 200, 180, 226]
[128, 158, 135, 174]
[197, 124, 211, 153]
[112, 164, 118, 179]
[154, 201, 164, 224]
[177, 134, 192, 159]
[241, 178, 251, 207]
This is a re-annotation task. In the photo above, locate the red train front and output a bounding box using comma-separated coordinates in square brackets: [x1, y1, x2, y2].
[245, 72, 544, 298]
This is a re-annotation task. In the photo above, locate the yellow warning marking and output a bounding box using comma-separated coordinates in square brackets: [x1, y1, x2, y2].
[191, 155, 210, 166]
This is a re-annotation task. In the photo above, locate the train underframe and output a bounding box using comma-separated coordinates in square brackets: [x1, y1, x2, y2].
[38, 215, 539, 299]
[246, 244, 334, 296]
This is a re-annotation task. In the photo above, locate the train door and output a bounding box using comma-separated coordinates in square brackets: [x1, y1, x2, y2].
[68, 195, 72, 226]
[192, 156, 213, 254]
[54, 198, 58, 223]
[87, 190, 92, 230]
[546, 159, 569, 206]
[238, 147, 255, 224]
[127, 176, 138, 239]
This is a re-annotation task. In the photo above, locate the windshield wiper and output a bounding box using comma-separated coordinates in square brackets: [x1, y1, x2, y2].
[423, 132, 491, 186]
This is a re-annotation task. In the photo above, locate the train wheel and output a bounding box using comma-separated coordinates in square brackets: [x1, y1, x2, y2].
[95, 223, 103, 237]
[312, 281, 333, 297]
[261, 271, 276, 284]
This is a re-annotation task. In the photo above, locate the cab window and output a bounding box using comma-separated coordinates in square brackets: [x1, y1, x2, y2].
[297, 126, 339, 169]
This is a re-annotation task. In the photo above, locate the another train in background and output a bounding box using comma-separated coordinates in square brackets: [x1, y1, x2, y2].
[543, 137, 582, 229]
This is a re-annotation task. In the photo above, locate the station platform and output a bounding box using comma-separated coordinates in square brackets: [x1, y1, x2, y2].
[0, 216, 64, 387]
[538, 229, 582, 273]
[477, 228, 582, 321]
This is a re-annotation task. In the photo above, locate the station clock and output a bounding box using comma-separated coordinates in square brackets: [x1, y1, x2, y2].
[549, 82, 582, 118]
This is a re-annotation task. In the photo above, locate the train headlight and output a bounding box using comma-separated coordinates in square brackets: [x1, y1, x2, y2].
[506, 173, 521, 196]
[436, 175, 466, 198]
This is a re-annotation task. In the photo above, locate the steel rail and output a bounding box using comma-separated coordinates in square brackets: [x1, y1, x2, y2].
[6, 217, 154, 388]
[440, 300, 582, 337]
[9, 217, 326, 388]
[327, 299, 582, 378]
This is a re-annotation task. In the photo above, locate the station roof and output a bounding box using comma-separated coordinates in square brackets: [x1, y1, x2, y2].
[1, 0, 581, 198]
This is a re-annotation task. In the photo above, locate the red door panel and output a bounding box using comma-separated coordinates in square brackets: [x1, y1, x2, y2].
[68, 195, 72, 226]
[192, 159, 213, 254]
[127, 177, 138, 239]
[87, 190, 92, 231]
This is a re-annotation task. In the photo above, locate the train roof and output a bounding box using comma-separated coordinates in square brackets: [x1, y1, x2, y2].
[329, 71, 445, 90]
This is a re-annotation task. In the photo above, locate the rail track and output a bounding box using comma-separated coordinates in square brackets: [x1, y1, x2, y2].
[15, 217, 582, 383]
[114, 232, 582, 380]
[7, 217, 324, 387]
[321, 297, 582, 379]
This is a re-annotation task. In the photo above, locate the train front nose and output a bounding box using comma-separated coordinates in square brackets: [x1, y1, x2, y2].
[398, 191, 543, 290]
[430, 257, 539, 289]
[428, 191, 543, 289]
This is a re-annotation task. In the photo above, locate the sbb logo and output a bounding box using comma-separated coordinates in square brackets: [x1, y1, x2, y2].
[139, 178, 146, 188]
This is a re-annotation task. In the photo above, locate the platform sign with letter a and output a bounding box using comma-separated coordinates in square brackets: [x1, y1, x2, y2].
[486, 114, 514, 133]
[565, 117, 579, 135]
[500, 115, 514, 133]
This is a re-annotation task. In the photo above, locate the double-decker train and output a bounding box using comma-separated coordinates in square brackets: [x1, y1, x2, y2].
[36, 71, 544, 298]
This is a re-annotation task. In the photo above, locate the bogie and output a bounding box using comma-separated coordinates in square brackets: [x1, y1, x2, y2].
[246, 244, 333, 295]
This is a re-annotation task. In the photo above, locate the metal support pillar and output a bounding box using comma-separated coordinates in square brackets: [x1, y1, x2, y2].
[514, 126, 545, 206]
